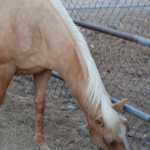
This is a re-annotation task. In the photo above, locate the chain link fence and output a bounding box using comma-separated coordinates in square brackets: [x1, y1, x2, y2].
[10, 0, 150, 149]
[61, 0, 150, 149]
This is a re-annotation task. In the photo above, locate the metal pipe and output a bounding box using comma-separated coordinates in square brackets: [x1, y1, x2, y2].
[66, 4, 150, 10]
[51, 71, 63, 80]
[51, 71, 150, 123]
[73, 19, 150, 47]
[110, 97, 150, 123]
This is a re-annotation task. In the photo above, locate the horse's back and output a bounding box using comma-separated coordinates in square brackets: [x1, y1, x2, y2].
[0, 0, 49, 51]
[0, 0, 46, 62]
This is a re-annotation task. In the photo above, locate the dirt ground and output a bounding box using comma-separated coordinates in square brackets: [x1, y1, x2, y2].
[0, 77, 100, 150]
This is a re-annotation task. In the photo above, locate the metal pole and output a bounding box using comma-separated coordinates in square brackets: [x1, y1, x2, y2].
[110, 97, 150, 123]
[66, 4, 150, 10]
[73, 19, 150, 47]
[113, 0, 119, 25]
[51, 71, 63, 80]
[51, 71, 150, 123]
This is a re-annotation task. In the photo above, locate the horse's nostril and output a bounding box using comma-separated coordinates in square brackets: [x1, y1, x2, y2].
[98, 148, 105, 150]
[106, 140, 116, 145]
[110, 141, 116, 145]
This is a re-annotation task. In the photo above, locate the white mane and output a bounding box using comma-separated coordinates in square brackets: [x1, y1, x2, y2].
[50, 0, 122, 136]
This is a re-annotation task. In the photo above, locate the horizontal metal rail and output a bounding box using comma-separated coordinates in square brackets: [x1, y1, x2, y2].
[111, 97, 150, 123]
[66, 4, 150, 10]
[51, 71, 63, 81]
[51, 71, 150, 123]
[73, 19, 150, 47]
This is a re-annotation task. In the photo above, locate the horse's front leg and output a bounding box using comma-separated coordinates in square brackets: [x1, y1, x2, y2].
[33, 69, 52, 150]
[0, 63, 15, 105]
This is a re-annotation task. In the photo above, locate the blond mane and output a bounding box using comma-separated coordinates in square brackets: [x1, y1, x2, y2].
[50, 0, 122, 136]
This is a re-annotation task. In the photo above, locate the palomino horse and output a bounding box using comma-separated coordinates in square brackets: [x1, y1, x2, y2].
[0, 0, 133, 150]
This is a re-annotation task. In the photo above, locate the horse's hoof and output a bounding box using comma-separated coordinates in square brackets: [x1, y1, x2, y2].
[40, 143, 51, 150]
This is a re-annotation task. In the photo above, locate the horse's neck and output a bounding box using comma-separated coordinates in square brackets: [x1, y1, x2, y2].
[39, 0, 96, 115]
[56, 44, 88, 108]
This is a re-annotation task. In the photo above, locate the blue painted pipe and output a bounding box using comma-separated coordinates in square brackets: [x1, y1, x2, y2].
[51, 71, 63, 80]
[136, 36, 150, 47]
[73, 19, 150, 47]
[110, 97, 150, 123]
[51, 71, 150, 123]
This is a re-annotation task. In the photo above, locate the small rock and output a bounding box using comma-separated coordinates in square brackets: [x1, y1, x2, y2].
[67, 105, 78, 110]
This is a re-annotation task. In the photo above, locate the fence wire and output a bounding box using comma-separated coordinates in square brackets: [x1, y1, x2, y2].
[9, 0, 150, 150]
[61, 1, 150, 149]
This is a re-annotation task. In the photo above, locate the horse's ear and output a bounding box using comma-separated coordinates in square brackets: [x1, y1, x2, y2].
[112, 98, 127, 110]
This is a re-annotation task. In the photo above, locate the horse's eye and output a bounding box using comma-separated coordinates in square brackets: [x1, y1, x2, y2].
[95, 119, 104, 126]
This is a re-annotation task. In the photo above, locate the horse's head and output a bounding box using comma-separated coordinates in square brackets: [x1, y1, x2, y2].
[87, 98, 133, 150]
